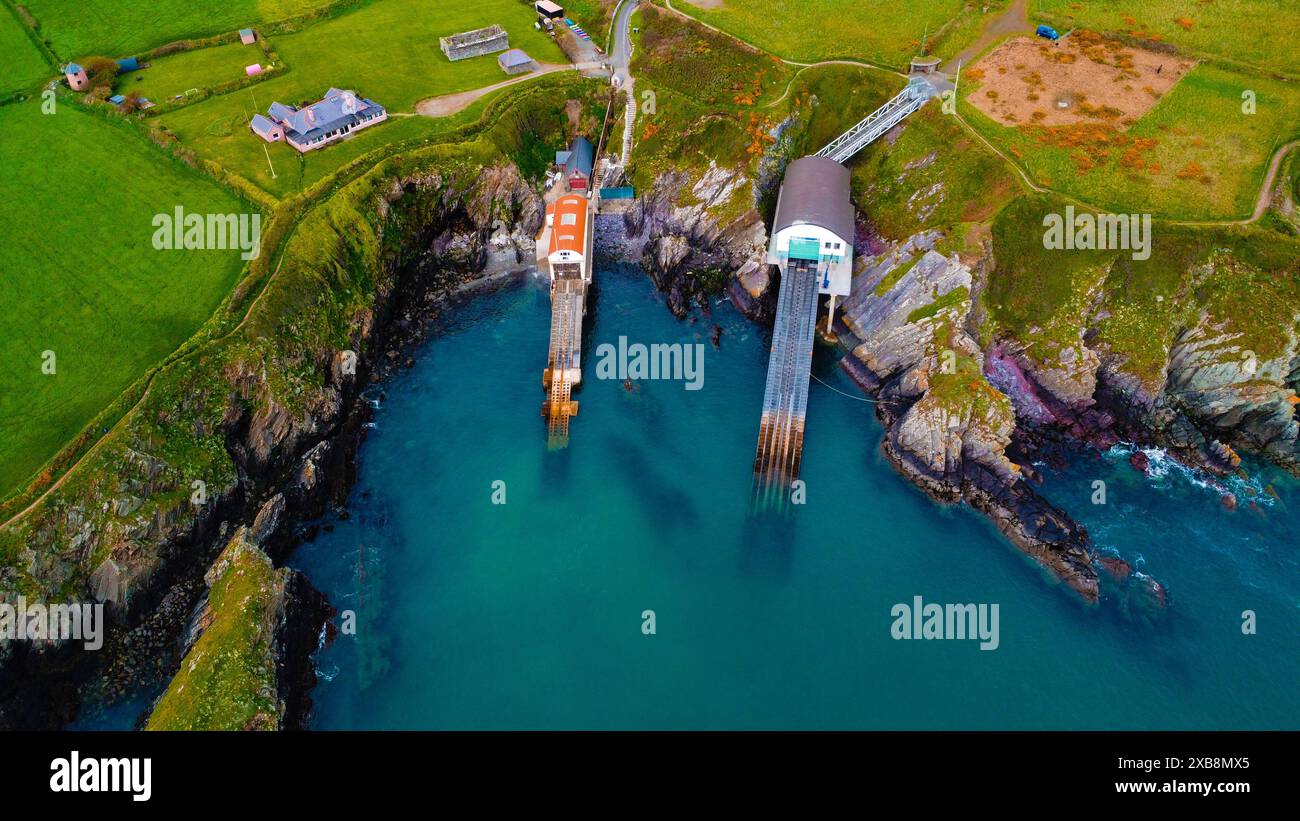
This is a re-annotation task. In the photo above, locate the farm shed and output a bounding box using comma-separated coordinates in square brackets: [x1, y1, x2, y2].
[240, 28, 257, 45]
[116, 56, 140, 72]
[440, 25, 509, 61]
[535, 1, 564, 19]
[498, 49, 537, 74]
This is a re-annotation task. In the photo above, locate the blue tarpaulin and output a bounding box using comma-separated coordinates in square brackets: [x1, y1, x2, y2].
[116, 56, 139, 72]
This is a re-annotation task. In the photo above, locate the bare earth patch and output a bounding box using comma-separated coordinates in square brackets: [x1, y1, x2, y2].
[682, 0, 725, 8]
[967, 32, 1194, 129]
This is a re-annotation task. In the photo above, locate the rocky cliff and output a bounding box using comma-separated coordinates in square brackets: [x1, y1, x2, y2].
[144, 526, 331, 730]
[611, 163, 773, 320]
[837, 234, 1101, 601]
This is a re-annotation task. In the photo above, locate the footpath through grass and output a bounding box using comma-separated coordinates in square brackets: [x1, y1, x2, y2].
[0, 99, 251, 498]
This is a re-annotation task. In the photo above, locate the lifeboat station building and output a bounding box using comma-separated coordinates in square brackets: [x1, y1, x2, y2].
[765, 155, 855, 325]
[545, 193, 593, 283]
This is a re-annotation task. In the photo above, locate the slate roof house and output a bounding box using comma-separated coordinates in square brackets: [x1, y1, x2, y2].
[252, 88, 388, 152]
[555, 136, 594, 191]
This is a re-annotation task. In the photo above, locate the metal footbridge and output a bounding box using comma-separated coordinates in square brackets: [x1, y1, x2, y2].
[753, 77, 935, 504]
[814, 77, 934, 164]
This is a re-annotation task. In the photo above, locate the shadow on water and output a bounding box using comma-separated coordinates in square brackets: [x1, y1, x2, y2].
[603, 432, 701, 531]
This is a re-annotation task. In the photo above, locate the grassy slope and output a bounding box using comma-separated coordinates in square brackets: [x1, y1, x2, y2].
[962, 61, 1300, 220]
[146, 535, 281, 731]
[852, 99, 1019, 241]
[672, 0, 968, 68]
[561, 0, 620, 47]
[156, 0, 566, 197]
[22, 0, 332, 59]
[0, 4, 51, 93]
[1036, 0, 1300, 77]
[627, 3, 790, 213]
[986, 193, 1300, 388]
[0, 99, 249, 498]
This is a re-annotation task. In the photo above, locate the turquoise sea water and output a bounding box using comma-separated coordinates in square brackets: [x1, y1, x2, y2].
[291, 264, 1299, 729]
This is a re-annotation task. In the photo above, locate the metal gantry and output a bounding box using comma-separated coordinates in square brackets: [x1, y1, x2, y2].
[543, 277, 585, 448]
[814, 79, 931, 164]
[752, 259, 819, 509]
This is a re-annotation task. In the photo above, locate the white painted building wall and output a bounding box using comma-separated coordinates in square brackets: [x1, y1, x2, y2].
[766, 222, 853, 297]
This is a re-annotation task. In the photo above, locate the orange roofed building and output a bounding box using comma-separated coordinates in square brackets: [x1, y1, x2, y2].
[545, 193, 592, 283]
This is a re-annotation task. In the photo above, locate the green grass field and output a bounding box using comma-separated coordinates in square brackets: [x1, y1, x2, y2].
[22, 0, 332, 59]
[156, 0, 566, 196]
[0, 5, 51, 93]
[0, 99, 251, 497]
[116, 40, 268, 103]
[1037, 0, 1300, 77]
[671, 0, 969, 68]
[962, 62, 1300, 220]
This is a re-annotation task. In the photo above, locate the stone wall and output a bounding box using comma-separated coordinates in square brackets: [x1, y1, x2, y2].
[440, 25, 509, 61]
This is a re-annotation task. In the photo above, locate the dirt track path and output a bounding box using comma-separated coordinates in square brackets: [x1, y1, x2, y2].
[942, 0, 1030, 74]
[416, 62, 600, 117]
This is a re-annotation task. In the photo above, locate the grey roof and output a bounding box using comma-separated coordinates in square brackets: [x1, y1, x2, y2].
[564, 136, 593, 178]
[772, 155, 854, 243]
[271, 89, 385, 143]
[250, 114, 278, 134]
[498, 48, 534, 67]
